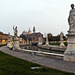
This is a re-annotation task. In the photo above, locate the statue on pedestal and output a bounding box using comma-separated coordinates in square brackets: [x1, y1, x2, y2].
[13, 25, 20, 50]
[64, 4, 75, 62]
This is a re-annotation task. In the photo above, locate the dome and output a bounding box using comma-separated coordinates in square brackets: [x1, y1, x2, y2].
[22, 30, 26, 34]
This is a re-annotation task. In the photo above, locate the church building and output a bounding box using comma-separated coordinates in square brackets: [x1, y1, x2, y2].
[20, 27, 43, 42]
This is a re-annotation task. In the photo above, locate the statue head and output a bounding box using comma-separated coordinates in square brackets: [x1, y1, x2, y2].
[71, 4, 74, 9]
[16, 26, 17, 29]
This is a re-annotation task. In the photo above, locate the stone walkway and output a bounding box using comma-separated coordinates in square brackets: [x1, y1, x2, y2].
[0, 46, 75, 73]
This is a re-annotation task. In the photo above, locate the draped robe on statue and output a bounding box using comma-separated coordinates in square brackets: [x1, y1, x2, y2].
[68, 8, 75, 32]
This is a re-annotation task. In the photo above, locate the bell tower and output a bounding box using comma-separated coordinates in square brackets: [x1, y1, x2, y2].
[33, 27, 35, 33]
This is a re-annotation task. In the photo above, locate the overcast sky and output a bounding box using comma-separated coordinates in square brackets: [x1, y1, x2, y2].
[0, 0, 75, 36]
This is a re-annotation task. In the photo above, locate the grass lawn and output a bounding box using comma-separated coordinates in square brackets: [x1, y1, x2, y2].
[0, 51, 74, 75]
[49, 42, 68, 46]
[0, 44, 7, 47]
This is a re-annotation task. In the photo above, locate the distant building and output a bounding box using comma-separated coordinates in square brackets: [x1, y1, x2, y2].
[22, 28, 31, 35]
[0, 32, 8, 43]
[20, 27, 43, 42]
[0, 31, 13, 43]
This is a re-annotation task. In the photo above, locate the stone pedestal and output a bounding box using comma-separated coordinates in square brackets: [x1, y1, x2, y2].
[64, 33, 75, 61]
[7, 40, 12, 48]
[13, 37, 20, 50]
[60, 41, 65, 48]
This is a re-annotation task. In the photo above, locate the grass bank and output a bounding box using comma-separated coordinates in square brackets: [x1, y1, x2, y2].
[0, 51, 74, 75]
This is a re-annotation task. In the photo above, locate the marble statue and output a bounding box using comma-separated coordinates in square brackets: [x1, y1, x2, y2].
[46, 34, 49, 45]
[8, 33, 12, 41]
[13, 25, 18, 37]
[23, 39, 25, 44]
[7, 32, 12, 48]
[27, 39, 29, 44]
[60, 32, 65, 47]
[68, 4, 75, 32]
[38, 36, 42, 45]
[60, 32, 64, 41]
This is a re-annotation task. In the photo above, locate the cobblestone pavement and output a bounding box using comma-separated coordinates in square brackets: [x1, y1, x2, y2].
[0, 46, 75, 73]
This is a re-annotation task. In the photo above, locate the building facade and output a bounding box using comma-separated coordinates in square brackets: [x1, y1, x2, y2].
[0, 32, 13, 43]
[0, 32, 8, 43]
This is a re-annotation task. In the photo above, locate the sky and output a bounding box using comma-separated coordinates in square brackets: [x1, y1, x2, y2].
[0, 0, 75, 36]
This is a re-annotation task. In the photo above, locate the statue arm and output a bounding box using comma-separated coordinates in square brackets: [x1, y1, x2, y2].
[68, 11, 71, 25]
[13, 25, 14, 30]
[68, 16, 70, 25]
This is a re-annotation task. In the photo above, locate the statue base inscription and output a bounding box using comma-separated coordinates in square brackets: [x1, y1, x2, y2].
[64, 33, 75, 61]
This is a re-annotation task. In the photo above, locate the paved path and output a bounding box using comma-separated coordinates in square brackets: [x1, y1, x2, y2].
[0, 46, 75, 73]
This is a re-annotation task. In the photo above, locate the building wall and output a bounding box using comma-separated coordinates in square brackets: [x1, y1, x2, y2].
[20, 32, 43, 42]
[0, 35, 8, 43]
